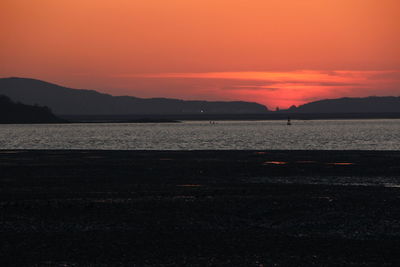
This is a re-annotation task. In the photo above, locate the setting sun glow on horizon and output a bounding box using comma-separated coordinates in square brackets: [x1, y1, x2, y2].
[1, 0, 399, 109]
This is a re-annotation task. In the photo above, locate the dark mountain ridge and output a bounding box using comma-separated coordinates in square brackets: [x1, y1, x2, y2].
[0, 95, 65, 124]
[2, 77, 399, 116]
[285, 96, 400, 113]
[0, 78, 269, 115]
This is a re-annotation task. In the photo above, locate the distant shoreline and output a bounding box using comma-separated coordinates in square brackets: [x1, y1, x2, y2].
[0, 118, 181, 124]
[3, 113, 400, 124]
[60, 112, 400, 123]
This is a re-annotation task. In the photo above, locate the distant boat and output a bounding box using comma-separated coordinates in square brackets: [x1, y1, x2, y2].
[287, 117, 292, 125]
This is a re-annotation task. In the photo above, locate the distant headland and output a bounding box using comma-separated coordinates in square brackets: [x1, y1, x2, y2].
[0, 95, 66, 124]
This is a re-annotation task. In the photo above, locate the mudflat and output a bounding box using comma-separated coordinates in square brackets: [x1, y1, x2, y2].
[1, 150, 400, 266]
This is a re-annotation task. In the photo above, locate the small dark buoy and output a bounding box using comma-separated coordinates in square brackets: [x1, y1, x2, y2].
[287, 117, 292, 125]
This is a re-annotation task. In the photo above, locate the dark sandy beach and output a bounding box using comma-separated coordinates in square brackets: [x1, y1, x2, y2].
[1, 150, 400, 266]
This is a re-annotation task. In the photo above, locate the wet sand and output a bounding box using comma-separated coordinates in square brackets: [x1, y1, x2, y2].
[1, 150, 400, 266]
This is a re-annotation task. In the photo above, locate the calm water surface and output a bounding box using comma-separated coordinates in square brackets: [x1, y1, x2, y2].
[0, 119, 399, 150]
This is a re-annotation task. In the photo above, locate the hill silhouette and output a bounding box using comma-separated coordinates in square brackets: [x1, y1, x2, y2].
[0, 95, 65, 124]
[0, 78, 269, 115]
[285, 97, 400, 113]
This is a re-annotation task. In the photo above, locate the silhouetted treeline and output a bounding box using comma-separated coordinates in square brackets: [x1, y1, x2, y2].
[0, 95, 66, 123]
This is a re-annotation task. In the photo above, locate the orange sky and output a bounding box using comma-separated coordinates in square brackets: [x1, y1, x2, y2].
[1, 0, 399, 109]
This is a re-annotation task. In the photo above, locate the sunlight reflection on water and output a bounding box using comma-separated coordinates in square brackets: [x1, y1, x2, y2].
[0, 119, 399, 150]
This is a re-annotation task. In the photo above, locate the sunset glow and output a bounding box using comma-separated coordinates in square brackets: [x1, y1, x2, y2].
[127, 70, 400, 108]
[1, 0, 399, 108]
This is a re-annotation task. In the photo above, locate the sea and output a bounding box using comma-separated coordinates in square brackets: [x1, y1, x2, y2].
[0, 119, 399, 150]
